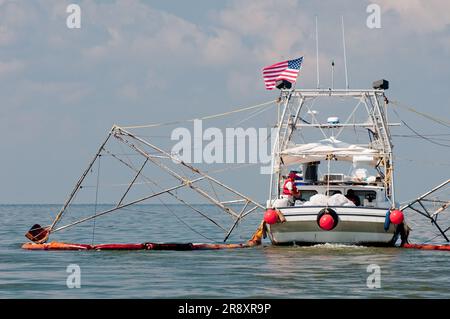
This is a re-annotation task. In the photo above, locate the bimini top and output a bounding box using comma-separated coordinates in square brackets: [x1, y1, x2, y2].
[279, 137, 380, 166]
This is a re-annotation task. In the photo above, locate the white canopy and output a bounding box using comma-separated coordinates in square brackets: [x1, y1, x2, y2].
[279, 137, 380, 166]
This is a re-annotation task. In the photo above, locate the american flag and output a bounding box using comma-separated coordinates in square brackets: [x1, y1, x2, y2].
[262, 57, 303, 90]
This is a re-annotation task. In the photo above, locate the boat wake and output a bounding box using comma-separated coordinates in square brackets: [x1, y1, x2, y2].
[306, 243, 367, 249]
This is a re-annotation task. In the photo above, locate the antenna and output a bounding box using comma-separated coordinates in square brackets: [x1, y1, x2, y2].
[315, 15, 320, 89]
[341, 16, 349, 89]
[331, 60, 335, 90]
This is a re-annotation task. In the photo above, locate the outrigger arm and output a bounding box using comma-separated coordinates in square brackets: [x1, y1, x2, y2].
[400, 179, 450, 242]
[26, 125, 265, 243]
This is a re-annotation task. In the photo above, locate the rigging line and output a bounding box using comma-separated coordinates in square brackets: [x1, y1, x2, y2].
[354, 113, 360, 143]
[121, 208, 164, 215]
[175, 157, 228, 222]
[304, 99, 328, 139]
[203, 162, 260, 174]
[52, 182, 194, 233]
[390, 100, 450, 128]
[393, 133, 450, 137]
[392, 109, 450, 148]
[232, 102, 275, 126]
[119, 142, 213, 230]
[81, 181, 170, 188]
[59, 182, 83, 225]
[103, 147, 227, 232]
[113, 149, 216, 242]
[156, 202, 216, 242]
[49, 134, 112, 231]
[118, 206, 225, 239]
[335, 97, 363, 139]
[203, 171, 226, 217]
[102, 152, 169, 157]
[120, 100, 276, 129]
[394, 158, 450, 167]
[63, 191, 110, 227]
[95, 206, 216, 241]
[119, 128, 264, 210]
[91, 155, 101, 245]
[421, 228, 450, 244]
[422, 198, 450, 204]
[392, 135, 450, 142]
[206, 177, 221, 203]
[325, 155, 331, 207]
[116, 158, 148, 207]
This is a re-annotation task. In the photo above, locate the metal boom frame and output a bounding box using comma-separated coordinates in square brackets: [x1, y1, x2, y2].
[45, 125, 265, 242]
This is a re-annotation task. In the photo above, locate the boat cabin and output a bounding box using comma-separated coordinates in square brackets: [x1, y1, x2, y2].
[271, 160, 388, 209]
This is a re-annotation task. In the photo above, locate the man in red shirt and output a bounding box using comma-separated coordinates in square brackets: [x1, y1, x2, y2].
[281, 172, 301, 205]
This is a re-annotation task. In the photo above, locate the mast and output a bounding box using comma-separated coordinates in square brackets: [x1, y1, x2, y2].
[341, 16, 349, 90]
[315, 15, 320, 89]
[269, 91, 291, 203]
[331, 60, 335, 90]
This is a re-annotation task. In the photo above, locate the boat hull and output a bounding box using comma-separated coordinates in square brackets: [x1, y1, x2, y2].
[267, 206, 397, 246]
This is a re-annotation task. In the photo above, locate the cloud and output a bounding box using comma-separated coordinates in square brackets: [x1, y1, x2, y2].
[80, 0, 207, 62]
[0, 0, 448, 204]
[226, 70, 260, 97]
[82, 27, 122, 59]
[202, 28, 244, 65]
[117, 84, 138, 100]
[0, 59, 25, 77]
[378, 0, 450, 33]
[215, 0, 311, 63]
[0, 25, 15, 46]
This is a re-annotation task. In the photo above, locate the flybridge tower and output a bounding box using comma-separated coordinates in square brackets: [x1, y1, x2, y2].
[269, 82, 396, 206]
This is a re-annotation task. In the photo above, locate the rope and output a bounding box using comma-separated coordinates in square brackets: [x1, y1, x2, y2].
[91, 155, 101, 245]
[102, 147, 226, 231]
[325, 155, 331, 209]
[392, 134, 450, 142]
[390, 100, 450, 128]
[116, 140, 212, 240]
[119, 100, 276, 129]
[232, 102, 275, 126]
[394, 156, 450, 167]
[392, 108, 450, 148]
[107, 146, 220, 241]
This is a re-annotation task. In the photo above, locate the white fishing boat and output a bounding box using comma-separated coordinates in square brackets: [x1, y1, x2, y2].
[22, 18, 448, 249]
[22, 75, 449, 251]
[264, 81, 408, 246]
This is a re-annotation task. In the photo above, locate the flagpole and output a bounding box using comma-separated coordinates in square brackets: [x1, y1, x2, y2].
[315, 15, 320, 89]
[341, 16, 349, 89]
[331, 60, 335, 90]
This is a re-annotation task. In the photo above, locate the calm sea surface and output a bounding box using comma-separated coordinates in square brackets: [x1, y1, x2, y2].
[1, 204, 449, 298]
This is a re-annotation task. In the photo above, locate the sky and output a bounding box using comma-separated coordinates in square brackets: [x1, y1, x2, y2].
[0, 0, 449, 204]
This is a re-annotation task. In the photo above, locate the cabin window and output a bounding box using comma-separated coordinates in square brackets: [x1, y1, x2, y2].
[325, 190, 342, 196]
[299, 190, 318, 201]
[353, 190, 377, 206]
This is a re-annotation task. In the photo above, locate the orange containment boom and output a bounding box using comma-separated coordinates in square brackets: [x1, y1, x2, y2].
[22, 222, 265, 251]
[22, 241, 259, 251]
[22, 242, 92, 250]
[402, 243, 450, 251]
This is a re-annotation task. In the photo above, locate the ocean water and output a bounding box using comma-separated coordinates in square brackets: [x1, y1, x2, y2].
[1, 204, 450, 299]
